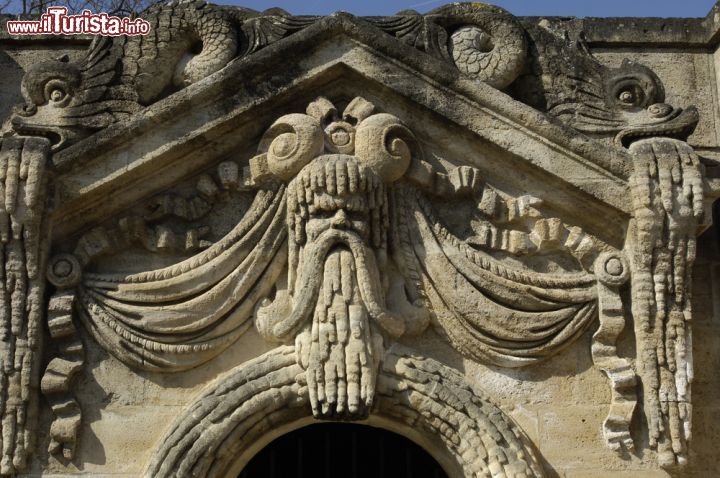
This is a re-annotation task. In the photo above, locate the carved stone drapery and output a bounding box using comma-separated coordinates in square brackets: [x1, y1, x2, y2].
[62, 97, 610, 412]
[0, 2, 716, 476]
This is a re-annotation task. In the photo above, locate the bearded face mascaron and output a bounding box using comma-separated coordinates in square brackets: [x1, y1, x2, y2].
[255, 99, 412, 418]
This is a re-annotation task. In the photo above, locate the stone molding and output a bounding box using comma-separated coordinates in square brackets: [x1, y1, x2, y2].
[146, 344, 545, 478]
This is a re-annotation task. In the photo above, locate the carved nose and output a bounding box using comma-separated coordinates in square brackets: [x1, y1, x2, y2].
[331, 210, 350, 228]
[11, 103, 36, 118]
[648, 103, 673, 118]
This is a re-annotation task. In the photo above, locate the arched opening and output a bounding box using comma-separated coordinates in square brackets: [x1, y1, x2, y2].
[238, 422, 448, 478]
[146, 345, 544, 478]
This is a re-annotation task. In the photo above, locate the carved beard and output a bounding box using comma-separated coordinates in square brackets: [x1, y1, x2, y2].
[256, 155, 406, 419]
[293, 231, 384, 419]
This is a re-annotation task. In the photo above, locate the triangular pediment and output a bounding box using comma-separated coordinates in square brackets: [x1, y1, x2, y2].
[49, 15, 631, 244]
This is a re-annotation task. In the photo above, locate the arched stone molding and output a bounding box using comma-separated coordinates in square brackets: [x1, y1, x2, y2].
[145, 344, 545, 478]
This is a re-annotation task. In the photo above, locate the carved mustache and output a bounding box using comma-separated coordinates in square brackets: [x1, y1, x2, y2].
[272, 228, 405, 340]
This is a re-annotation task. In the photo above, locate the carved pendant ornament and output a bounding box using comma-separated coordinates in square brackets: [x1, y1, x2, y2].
[0, 1, 715, 476]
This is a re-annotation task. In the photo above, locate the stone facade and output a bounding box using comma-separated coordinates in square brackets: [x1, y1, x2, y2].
[1, 1, 720, 476]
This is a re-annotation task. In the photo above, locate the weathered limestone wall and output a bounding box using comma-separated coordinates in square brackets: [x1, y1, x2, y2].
[1, 3, 720, 477]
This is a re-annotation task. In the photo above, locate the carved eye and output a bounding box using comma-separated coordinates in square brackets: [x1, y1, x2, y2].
[44, 79, 72, 107]
[609, 76, 653, 109]
[616, 86, 644, 107]
[618, 90, 635, 104]
[49, 88, 66, 102]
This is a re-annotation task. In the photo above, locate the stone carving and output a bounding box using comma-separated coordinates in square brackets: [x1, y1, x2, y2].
[46, 96, 631, 465]
[146, 344, 545, 477]
[0, 2, 715, 475]
[367, 0, 698, 156]
[9, 1, 691, 151]
[512, 25, 700, 144]
[511, 21, 705, 466]
[73, 189, 215, 257]
[372, 3, 700, 144]
[12, 0, 234, 149]
[0, 137, 50, 476]
[627, 137, 703, 467]
[72, 167, 284, 373]
[52, 89, 705, 473]
[254, 98, 419, 419]
[370, 3, 527, 89]
[9, 1, 313, 150]
[393, 176, 616, 357]
[65, 98, 617, 423]
[39, 175, 236, 459]
[43, 256, 84, 461]
[592, 252, 636, 452]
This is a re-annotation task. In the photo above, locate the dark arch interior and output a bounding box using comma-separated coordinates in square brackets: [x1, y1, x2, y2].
[239, 422, 448, 478]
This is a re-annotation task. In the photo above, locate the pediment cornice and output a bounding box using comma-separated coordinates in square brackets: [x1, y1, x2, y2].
[49, 14, 632, 240]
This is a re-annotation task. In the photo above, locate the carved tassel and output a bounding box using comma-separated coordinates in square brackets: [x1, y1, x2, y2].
[628, 138, 702, 467]
[0, 137, 50, 475]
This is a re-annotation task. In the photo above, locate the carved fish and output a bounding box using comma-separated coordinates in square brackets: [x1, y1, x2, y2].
[369, 3, 698, 146]
[11, 1, 244, 150]
[510, 24, 699, 146]
[13, 0, 694, 152]
[10, 1, 312, 151]
[368, 3, 527, 89]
